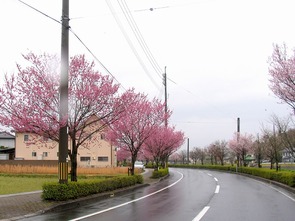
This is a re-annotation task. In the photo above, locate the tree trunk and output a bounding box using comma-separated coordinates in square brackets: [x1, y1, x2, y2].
[71, 141, 78, 182]
[270, 159, 273, 169]
[131, 156, 136, 175]
[275, 161, 279, 171]
[257, 151, 262, 168]
[220, 158, 224, 166]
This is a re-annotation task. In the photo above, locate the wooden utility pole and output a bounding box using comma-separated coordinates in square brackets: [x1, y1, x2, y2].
[163, 66, 167, 127]
[58, 0, 69, 184]
[237, 117, 240, 141]
[187, 137, 190, 164]
[236, 117, 240, 169]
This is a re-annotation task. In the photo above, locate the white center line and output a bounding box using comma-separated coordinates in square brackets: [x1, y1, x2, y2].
[215, 185, 220, 193]
[192, 206, 210, 221]
[193, 172, 220, 221]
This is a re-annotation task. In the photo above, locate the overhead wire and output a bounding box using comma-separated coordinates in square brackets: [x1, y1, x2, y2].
[106, 0, 236, 122]
[105, 0, 161, 91]
[117, 0, 163, 79]
[17, 0, 126, 91]
[20, 0, 165, 94]
[18, 0, 60, 24]
[17, 0, 231, 120]
[69, 29, 127, 91]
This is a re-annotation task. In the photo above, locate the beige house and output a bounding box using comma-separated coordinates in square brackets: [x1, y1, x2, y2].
[15, 129, 117, 167]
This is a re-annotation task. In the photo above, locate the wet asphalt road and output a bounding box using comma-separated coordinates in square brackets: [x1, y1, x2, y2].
[23, 168, 295, 221]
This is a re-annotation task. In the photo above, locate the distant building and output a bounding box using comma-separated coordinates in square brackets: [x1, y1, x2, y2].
[15, 130, 116, 167]
[0, 132, 15, 160]
[14, 115, 117, 167]
[282, 148, 295, 163]
[0, 132, 15, 148]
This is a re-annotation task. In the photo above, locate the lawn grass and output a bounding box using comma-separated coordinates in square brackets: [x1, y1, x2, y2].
[0, 174, 112, 195]
[0, 166, 139, 195]
[0, 175, 57, 195]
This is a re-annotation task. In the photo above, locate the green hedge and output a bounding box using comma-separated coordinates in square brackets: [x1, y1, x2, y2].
[236, 167, 295, 187]
[169, 164, 295, 188]
[151, 168, 169, 179]
[42, 175, 143, 201]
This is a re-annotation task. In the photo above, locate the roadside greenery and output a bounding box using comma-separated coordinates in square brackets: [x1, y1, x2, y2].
[0, 174, 57, 195]
[169, 164, 295, 188]
[0, 174, 115, 195]
[42, 175, 143, 201]
[151, 168, 169, 179]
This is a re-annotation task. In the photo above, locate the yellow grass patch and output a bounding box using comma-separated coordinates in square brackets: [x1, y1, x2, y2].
[0, 164, 137, 175]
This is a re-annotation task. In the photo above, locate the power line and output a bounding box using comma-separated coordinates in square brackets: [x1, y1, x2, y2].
[105, 0, 161, 91]
[118, 0, 163, 78]
[18, 0, 60, 25]
[69, 29, 127, 91]
[17, 0, 126, 91]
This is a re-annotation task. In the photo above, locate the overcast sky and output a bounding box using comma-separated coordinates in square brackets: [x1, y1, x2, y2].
[1, 0, 295, 150]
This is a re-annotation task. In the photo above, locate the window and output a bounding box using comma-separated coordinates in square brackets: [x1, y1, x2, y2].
[43, 152, 48, 157]
[98, 156, 108, 162]
[100, 133, 105, 140]
[80, 156, 91, 162]
[24, 134, 29, 141]
[32, 152, 37, 157]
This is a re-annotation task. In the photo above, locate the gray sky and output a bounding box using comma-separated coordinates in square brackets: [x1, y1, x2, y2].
[1, 0, 294, 149]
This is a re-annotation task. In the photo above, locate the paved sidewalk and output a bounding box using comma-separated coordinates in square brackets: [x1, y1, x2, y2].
[0, 169, 157, 221]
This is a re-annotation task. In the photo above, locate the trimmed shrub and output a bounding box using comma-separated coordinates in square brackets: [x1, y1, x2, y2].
[169, 164, 295, 188]
[42, 174, 143, 201]
[152, 168, 169, 179]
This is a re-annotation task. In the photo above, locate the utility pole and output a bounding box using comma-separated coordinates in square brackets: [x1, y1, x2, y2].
[237, 117, 240, 141]
[236, 117, 240, 170]
[163, 66, 167, 127]
[58, 0, 69, 184]
[187, 137, 190, 164]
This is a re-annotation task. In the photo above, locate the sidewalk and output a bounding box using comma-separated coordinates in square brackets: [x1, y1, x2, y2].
[0, 169, 157, 221]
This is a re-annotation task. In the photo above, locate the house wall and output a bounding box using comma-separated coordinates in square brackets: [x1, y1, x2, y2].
[15, 131, 117, 167]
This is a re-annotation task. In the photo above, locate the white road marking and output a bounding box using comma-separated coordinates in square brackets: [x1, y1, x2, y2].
[192, 206, 210, 221]
[215, 185, 220, 193]
[192, 172, 220, 221]
[69, 171, 184, 221]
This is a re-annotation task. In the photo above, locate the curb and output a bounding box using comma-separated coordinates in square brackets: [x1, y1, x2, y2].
[235, 172, 295, 194]
[44, 183, 150, 214]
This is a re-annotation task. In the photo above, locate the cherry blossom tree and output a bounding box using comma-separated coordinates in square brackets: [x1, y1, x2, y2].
[0, 53, 121, 181]
[178, 149, 187, 164]
[143, 125, 184, 169]
[208, 140, 228, 166]
[260, 115, 289, 170]
[228, 132, 254, 167]
[268, 43, 295, 111]
[169, 152, 182, 164]
[106, 89, 170, 175]
[190, 147, 206, 165]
